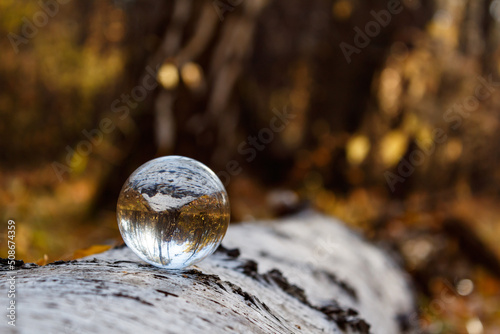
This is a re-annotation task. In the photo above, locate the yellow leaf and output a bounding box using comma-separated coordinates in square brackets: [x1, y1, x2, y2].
[158, 63, 179, 90]
[36, 254, 49, 266]
[72, 245, 112, 260]
[181, 62, 203, 89]
[346, 134, 371, 166]
[379, 130, 408, 167]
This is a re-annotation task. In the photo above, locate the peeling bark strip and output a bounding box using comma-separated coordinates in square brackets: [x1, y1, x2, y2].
[0, 211, 418, 333]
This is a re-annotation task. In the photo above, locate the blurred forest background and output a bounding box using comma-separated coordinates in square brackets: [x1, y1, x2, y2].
[1, 0, 500, 332]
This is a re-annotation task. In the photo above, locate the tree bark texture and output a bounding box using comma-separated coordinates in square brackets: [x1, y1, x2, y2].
[0, 211, 418, 333]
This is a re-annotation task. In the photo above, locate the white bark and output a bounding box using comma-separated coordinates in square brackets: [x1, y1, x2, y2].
[1, 211, 417, 334]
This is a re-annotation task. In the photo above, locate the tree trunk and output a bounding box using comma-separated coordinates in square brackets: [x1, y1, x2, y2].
[1, 211, 418, 333]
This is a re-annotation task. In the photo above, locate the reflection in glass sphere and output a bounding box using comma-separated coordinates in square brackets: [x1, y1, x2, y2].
[117, 156, 230, 269]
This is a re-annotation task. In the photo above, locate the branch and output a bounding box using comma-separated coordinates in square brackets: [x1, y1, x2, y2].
[0, 211, 418, 333]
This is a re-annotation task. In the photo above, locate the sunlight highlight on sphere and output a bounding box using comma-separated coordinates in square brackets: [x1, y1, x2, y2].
[117, 156, 230, 269]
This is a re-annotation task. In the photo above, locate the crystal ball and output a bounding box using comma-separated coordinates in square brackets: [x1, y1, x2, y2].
[117, 156, 230, 269]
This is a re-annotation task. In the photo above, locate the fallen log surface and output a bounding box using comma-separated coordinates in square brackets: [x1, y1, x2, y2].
[0, 211, 418, 333]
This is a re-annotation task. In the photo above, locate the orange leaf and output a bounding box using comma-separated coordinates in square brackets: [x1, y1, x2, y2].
[72, 245, 112, 260]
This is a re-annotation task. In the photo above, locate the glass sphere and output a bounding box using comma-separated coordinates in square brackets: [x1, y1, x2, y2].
[117, 156, 230, 269]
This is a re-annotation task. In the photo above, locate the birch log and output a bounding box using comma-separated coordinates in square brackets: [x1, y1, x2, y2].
[0, 211, 418, 334]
